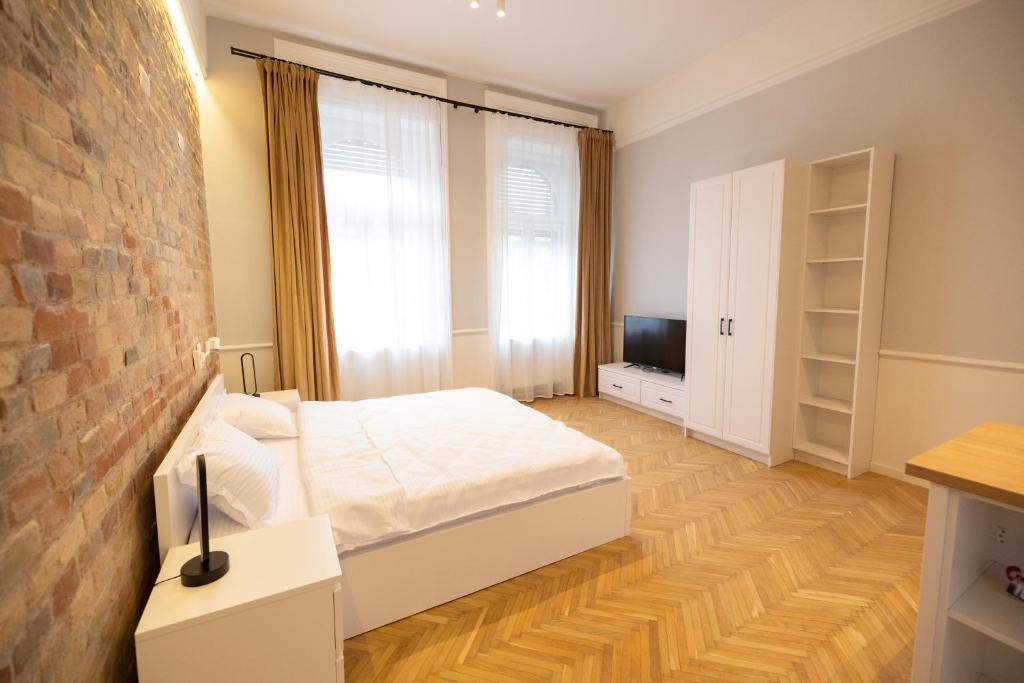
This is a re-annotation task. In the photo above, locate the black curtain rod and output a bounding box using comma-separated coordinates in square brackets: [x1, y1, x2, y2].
[230, 47, 612, 134]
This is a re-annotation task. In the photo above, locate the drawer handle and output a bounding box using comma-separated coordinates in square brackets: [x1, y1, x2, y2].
[659, 398, 673, 404]
[612, 383, 623, 389]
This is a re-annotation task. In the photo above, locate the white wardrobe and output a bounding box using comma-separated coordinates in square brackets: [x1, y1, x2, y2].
[684, 159, 806, 465]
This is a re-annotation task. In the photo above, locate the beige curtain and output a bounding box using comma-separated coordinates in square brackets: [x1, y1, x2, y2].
[257, 59, 340, 400]
[573, 128, 615, 397]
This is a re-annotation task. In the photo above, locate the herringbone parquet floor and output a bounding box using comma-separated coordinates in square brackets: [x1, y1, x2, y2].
[343, 396, 927, 682]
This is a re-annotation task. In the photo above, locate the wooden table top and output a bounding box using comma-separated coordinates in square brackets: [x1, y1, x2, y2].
[905, 422, 1024, 509]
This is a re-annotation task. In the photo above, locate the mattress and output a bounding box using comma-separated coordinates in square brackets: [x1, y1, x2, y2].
[188, 436, 309, 543]
[192, 388, 627, 552]
[299, 387, 626, 551]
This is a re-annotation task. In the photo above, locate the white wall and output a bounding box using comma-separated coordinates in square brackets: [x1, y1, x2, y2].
[198, 19, 276, 393]
[611, 0, 1024, 479]
[605, 0, 978, 147]
[870, 355, 1024, 483]
[199, 17, 597, 393]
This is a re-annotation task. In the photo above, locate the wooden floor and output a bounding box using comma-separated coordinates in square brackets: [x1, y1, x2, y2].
[344, 396, 927, 682]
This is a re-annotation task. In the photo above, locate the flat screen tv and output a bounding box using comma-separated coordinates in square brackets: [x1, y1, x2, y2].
[623, 315, 686, 375]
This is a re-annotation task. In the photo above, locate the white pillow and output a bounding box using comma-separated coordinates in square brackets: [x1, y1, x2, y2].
[178, 418, 280, 528]
[217, 393, 297, 439]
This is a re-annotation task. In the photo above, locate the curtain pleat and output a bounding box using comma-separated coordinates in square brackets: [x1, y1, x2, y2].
[256, 59, 340, 400]
[573, 129, 614, 397]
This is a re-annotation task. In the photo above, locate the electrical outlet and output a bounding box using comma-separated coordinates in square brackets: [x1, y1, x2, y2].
[995, 525, 1007, 544]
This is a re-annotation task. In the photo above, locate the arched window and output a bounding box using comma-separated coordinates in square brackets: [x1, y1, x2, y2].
[506, 164, 555, 218]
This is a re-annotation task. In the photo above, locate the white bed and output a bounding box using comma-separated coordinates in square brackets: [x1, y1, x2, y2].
[156, 375, 631, 637]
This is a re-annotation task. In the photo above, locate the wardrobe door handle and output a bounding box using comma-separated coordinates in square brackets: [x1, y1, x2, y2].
[719, 318, 725, 336]
[728, 319, 734, 336]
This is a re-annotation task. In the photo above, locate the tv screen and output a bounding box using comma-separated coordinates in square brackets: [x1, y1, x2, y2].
[623, 315, 686, 375]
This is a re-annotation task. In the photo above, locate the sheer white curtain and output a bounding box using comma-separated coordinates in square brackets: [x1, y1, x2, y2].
[486, 114, 580, 401]
[319, 78, 452, 400]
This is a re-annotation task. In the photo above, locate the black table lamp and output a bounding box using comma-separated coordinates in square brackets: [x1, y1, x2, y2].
[180, 454, 230, 587]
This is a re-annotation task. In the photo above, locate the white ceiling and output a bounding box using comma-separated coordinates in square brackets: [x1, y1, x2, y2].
[203, 0, 805, 109]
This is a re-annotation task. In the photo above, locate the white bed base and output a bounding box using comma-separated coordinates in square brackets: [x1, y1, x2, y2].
[153, 375, 632, 638]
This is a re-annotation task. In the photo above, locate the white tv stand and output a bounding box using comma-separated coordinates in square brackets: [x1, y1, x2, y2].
[597, 362, 686, 427]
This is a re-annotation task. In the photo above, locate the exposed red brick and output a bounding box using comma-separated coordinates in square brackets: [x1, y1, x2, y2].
[45, 271, 72, 299]
[51, 558, 79, 617]
[50, 337, 78, 368]
[0, 1, 216, 679]
[94, 446, 116, 480]
[46, 449, 77, 489]
[76, 330, 97, 358]
[90, 355, 110, 383]
[38, 491, 71, 536]
[0, 222, 19, 259]
[0, 181, 32, 223]
[65, 363, 91, 397]
[34, 305, 89, 340]
[7, 470, 48, 522]
[20, 231, 54, 264]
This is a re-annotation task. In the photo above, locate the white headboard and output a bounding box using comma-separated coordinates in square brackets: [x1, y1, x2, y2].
[153, 374, 226, 560]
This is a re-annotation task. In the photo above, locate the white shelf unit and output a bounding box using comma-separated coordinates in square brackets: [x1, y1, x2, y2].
[792, 148, 894, 477]
[914, 491, 1024, 683]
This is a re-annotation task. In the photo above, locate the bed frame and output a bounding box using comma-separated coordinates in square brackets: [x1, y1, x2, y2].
[153, 375, 632, 638]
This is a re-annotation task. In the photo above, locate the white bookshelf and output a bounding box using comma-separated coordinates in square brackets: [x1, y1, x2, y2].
[792, 148, 894, 477]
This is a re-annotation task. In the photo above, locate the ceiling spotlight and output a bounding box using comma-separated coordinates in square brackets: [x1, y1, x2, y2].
[496, 0, 506, 17]
[469, 0, 479, 8]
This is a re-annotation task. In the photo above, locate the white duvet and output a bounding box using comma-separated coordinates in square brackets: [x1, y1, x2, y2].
[298, 388, 626, 551]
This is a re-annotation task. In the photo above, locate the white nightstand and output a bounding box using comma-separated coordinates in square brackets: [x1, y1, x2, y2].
[135, 515, 343, 683]
[259, 388, 302, 411]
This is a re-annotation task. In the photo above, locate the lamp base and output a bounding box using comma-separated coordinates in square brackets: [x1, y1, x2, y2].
[180, 551, 230, 587]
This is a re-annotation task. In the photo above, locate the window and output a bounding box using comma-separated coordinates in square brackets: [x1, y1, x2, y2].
[486, 114, 580, 401]
[319, 78, 452, 399]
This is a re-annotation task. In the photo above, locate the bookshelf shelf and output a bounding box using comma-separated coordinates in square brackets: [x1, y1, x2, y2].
[799, 395, 853, 414]
[809, 203, 867, 216]
[794, 440, 848, 465]
[801, 352, 856, 365]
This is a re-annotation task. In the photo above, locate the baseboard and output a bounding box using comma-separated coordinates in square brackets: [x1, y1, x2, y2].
[687, 429, 770, 465]
[869, 461, 927, 487]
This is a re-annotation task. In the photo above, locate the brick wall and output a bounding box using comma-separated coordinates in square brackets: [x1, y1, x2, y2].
[0, 0, 216, 680]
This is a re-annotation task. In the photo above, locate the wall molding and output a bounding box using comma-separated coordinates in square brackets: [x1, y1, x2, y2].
[223, 332, 494, 348]
[484, 91, 598, 128]
[611, 0, 979, 148]
[869, 461, 927, 488]
[274, 39, 448, 97]
[221, 341, 273, 352]
[879, 349, 1024, 373]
